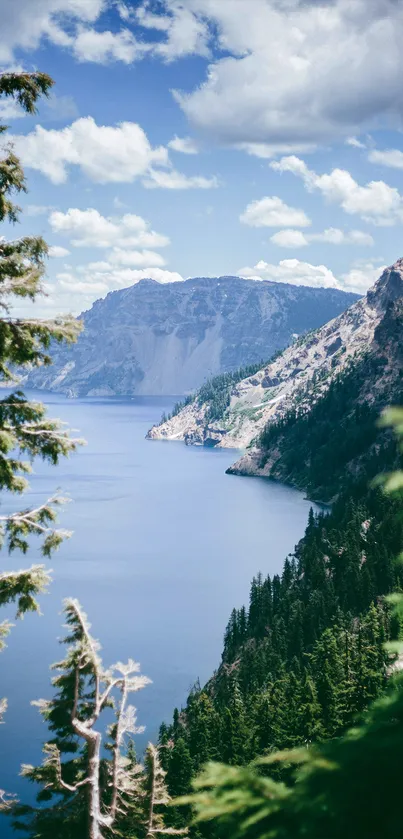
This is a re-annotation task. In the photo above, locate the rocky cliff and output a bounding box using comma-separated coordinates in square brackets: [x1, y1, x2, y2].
[24, 276, 358, 397]
[147, 260, 403, 473]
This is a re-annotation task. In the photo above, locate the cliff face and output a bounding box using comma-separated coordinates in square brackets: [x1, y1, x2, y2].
[148, 260, 403, 470]
[24, 276, 358, 397]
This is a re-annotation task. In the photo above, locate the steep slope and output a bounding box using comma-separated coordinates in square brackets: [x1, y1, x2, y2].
[24, 276, 358, 397]
[247, 298, 403, 500]
[159, 346, 403, 825]
[148, 259, 402, 458]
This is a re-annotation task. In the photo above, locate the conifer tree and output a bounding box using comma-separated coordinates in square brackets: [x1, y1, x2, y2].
[0, 70, 82, 718]
[180, 405, 403, 839]
[12, 600, 151, 839]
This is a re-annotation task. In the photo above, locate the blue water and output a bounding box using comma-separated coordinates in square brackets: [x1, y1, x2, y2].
[0, 393, 316, 832]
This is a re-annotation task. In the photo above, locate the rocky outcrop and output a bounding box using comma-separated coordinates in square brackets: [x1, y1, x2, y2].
[148, 259, 403, 473]
[24, 276, 358, 397]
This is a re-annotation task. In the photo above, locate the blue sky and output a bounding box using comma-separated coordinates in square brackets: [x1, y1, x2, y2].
[2, 0, 403, 317]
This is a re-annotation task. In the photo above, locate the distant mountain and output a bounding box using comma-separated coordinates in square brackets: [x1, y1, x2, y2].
[148, 259, 403, 486]
[24, 276, 359, 397]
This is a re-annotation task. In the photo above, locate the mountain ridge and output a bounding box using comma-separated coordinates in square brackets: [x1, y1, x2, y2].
[148, 259, 403, 480]
[23, 275, 358, 397]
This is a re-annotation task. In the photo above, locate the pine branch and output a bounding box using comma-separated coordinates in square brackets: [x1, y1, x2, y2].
[0, 564, 51, 616]
[43, 744, 90, 794]
[0, 72, 54, 114]
[0, 495, 72, 557]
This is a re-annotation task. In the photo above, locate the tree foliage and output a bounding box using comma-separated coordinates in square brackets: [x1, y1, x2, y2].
[0, 70, 82, 720]
[11, 601, 181, 839]
[178, 407, 403, 839]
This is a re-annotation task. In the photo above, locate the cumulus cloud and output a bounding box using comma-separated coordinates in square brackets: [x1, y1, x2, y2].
[238, 259, 340, 289]
[9, 116, 216, 189]
[0, 0, 104, 63]
[171, 0, 403, 147]
[270, 227, 374, 248]
[0, 0, 210, 66]
[310, 229, 375, 246]
[135, 2, 210, 61]
[107, 248, 166, 268]
[346, 137, 367, 149]
[368, 148, 403, 170]
[240, 196, 311, 228]
[10, 117, 167, 185]
[236, 142, 316, 159]
[238, 256, 381, 293]
[49, 208, 170, 250]
[270, 156, 403, 225]
[48, 245, 70, 258]
[144, 168, 217, 190]
[341, 260, 386, 292]
[57, 265, 184, 298]
[72, 27, 145, 63]
[270, 230, 308, 249]
[45, 206, 182, 308]
[4, 0, 403, 163]
[168, 136, 199, 154]
[0, 99, 27, 120]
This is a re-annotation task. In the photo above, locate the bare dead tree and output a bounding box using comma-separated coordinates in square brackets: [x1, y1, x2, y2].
[20, 599, 150, 839]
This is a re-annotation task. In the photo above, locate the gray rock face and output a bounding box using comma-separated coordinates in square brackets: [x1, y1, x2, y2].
[24, 276, 359, 396]
[148, 258, 403, 463]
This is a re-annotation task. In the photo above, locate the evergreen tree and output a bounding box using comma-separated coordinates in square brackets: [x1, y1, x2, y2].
[168, 739, 194, 799]
[180, 404, 403, 839]
[12, 600, 152, 839]
[0, 70, 82, 717]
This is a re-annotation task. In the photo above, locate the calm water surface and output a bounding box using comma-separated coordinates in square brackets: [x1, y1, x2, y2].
[0, 392, 317, 829]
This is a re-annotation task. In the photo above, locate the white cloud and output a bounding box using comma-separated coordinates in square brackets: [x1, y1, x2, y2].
[48, 245, 70, 258]
[310, 228, 374, 247]
[170, 0, 403, 147]
[0, 0, 104, 63]
[270, 230, 308, 249]
[107, 248, 166, 268]
[10, 117, 168, 185]
[3, 0, 403, 171]
[368, 148, 403, 170]
[9, 116, 216, 189]
[136, 3, 210, 61]
[240, 196, 311, 228]
[0, 99, 26, 120]
[341, 260, 386, 292]
[57, 265, 184, 298]
[168, 136, 199, 155]
[238, 256, 381, 293]
[270, 227, 374, 248]
[309, 229, 346, 245]
[72, 26, 146, 64]
[46, 206, 179, 307]
[0, 0, 211, 66]
[346, 137, 367, 149]
[270, 156, 403, 226]
[343, 230, 375, 246]
[143, 168, 217, 190]
[49, 208, 170, 250]
[238, 259, 340, 289]
[236, 142, 316, 159]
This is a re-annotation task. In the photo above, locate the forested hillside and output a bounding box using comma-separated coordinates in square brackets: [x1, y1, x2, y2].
[254, 299, 403, 501]
[158, 318, 403, 834]
[149, 260, 403, 458]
